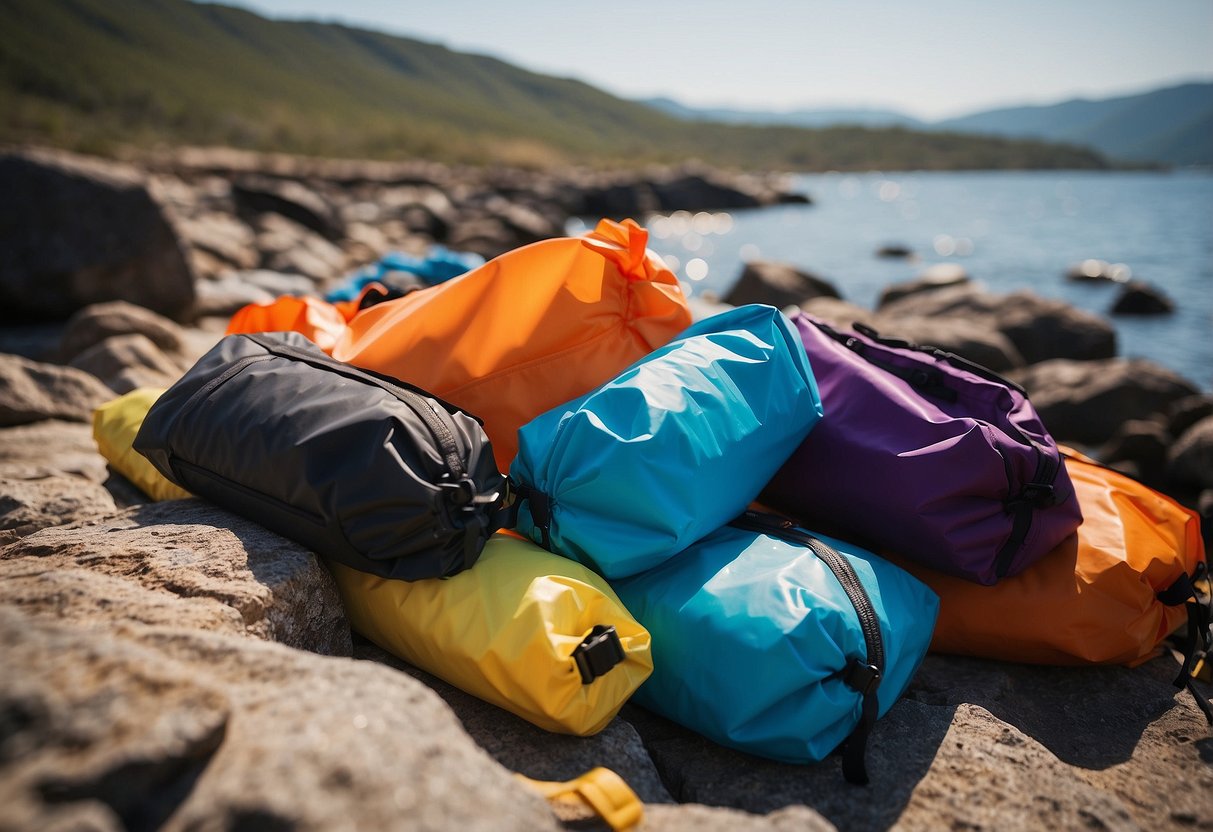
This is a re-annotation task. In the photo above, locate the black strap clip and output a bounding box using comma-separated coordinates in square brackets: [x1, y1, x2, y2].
[1158, 568, 1213, 725]
[573, 625, 626, 684]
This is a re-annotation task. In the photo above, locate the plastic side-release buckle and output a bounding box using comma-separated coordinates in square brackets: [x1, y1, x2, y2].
[841, 658, 882, 697]
[1008, 482, 1056, 510]
[573, 625, 626, 684]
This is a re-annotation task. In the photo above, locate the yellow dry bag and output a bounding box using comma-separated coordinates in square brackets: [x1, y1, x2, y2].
[92, 388, 192, 502]
[329, 532, 653, 736]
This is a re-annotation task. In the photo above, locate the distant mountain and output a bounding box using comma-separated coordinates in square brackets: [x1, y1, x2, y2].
[0, 0, 1107, 171]
[936, 82, 1213, 165]
[641, 97, 926, 130]
[646, 83, 1213, 166]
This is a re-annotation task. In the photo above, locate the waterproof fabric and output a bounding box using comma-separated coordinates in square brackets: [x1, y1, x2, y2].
[134, 332, 505, 581]
[612, 520, 938, 766]
[226, 294, 349, 352]
[895, 450, 1207, 666]
[92, 388, 191, 502]
[326, 246, 484, 302]
[762, 313, 1082, 585]
[332, 218, 692, 472]
[511, 304, 824, 580]
[329, 532, 653, 736]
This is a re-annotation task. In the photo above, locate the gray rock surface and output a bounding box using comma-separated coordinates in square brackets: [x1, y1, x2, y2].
[1168, 415, 1213, 491]
[68, 333, 183, 394]
[1009, 358, 1200, 446]
[725, 260, 841, 309]
[876, 267, 971, 308]
[0, 353, 115, 427]
[58, 300, 189, 363]
[0, 148, 196, 321]
[0, 475, 117, 544]
[0, 609, 559, 832]
[1, 500, 351, 655]
[1110, 280, 1175, 315]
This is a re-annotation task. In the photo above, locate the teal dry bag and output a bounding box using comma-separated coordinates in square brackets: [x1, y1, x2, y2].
[612, 512, 939, 784]
[510, 304, 824, 579]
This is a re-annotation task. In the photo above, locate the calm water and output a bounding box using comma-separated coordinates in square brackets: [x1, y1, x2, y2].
[575, 170, 1213, 390]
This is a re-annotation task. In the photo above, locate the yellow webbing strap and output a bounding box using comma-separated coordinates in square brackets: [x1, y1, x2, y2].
[517, 767, 643, 831]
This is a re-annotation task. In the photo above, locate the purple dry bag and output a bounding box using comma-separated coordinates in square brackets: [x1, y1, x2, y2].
[761, 313, 1082, 585]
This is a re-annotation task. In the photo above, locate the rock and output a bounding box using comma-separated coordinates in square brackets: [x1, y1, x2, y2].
[233, 175, 343, 239]
[0, 475, 117, 543]
[1110, 280, 1175, 316]
[875, 243, 914, 259]
[871, 315, 1026, 372]
[1, 500, 351, 655]
[175, 211, 259, 269]
[1066, 259, 1131, 283]
[58, 300, 188, 363]
[1167, 395, 1213, 440]
[725, 260, 840, 309]
[1008, 358, 1200, 446]
[798, 297, 879, 330]
[193, 274, 277, 317]
[876, 266, 971, 309]
[575, 181, 660, 220]
[0, 148, 195, 321]
[0, 420, 108, 483]
[0, 354, 115, 427]
[880, 284, 1116, 364]
[0, 609, 558, 832]
[236, 268, 321, 297]
[256, 214, 347, 283]
[651, 173, 763, 213]
[355, 643, 674, 804]
[68, 333, 183, 394]
[1097, 419, 1171, 489]
[0, 323, 64, 363]
[447, 216, 528, 260]
[1168, 416, 1213, 491]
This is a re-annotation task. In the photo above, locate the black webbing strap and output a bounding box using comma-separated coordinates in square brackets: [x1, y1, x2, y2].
[838, 659, 881, 785]
[1158, 565, 1213, 725]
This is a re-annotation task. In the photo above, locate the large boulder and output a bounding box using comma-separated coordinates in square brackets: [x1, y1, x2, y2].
[233, 175, 343, 240]
[68, 333, 183, 394]
[0, 610, 559, 832]
[876, 265, 971, 308]
[57, 300, 188, 363]
[725, 260, 841, 309]
[1, 500, 351, 654]
[0, 354, 115, 427]
[1008, 358, 1200, 446]
[0, 148, 196, 321]
[880, 284, 1116, 365]
[1168, 416, 1213, 491]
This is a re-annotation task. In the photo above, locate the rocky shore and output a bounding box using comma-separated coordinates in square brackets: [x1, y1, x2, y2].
[2, 146, 1211, 831]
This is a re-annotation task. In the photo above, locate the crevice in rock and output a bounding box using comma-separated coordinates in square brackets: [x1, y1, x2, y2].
[37, 714, 228, 832]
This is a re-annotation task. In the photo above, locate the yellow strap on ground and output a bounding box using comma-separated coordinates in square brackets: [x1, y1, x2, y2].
[517, 767, 643, 831]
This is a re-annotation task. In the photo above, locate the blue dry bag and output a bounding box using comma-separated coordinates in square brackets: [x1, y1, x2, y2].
[510, 304, 824, 579]
[612, 512, 939, 783]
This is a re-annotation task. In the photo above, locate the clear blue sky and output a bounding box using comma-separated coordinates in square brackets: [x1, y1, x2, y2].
[225, 0, 1213, 119]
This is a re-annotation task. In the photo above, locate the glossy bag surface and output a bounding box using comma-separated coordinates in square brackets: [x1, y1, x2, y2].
[134, 332, 505, 580]
[226, 294, 349, 351]
[329, 532, 653, 736]
[612, 519, 938, 770]
[93, 388, 191, 502]
[763, 313, 1082, 585]
[332, 218, 692, 472]
[896, 450, 1207, 666]
[511, 304, 824, 580]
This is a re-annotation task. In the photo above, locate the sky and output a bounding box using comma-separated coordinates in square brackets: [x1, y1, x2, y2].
[228, 0, 1213, 120]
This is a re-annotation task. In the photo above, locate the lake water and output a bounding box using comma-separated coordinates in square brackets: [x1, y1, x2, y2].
[575, 170, 1213, 391]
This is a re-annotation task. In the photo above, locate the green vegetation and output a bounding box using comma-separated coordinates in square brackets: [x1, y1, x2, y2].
[0, 0, 1109, 171]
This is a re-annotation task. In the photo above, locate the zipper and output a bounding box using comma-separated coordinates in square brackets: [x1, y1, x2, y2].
[244, 334, 466, 481]
[730, 511, 884, 672]
[171, 457, 328, 526]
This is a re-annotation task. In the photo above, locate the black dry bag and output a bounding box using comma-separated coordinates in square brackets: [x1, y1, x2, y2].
[134, 331, 506, 580]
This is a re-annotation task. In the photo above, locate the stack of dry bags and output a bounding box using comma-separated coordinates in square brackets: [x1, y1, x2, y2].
[132, 331, 654, 735]
[510, 304, 940, 782]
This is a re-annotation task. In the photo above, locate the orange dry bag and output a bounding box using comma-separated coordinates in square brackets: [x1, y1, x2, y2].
[332, 218, 691, 471]
[226, 294, 348, 352]
[896, 449, 1207, 669]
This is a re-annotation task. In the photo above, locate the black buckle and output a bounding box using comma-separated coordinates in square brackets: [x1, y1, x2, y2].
[1020, 482, 1056, 507]
[841, 658, 882, 697]
[573, 625, 626, 684]
[438, 477, 500, 510]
